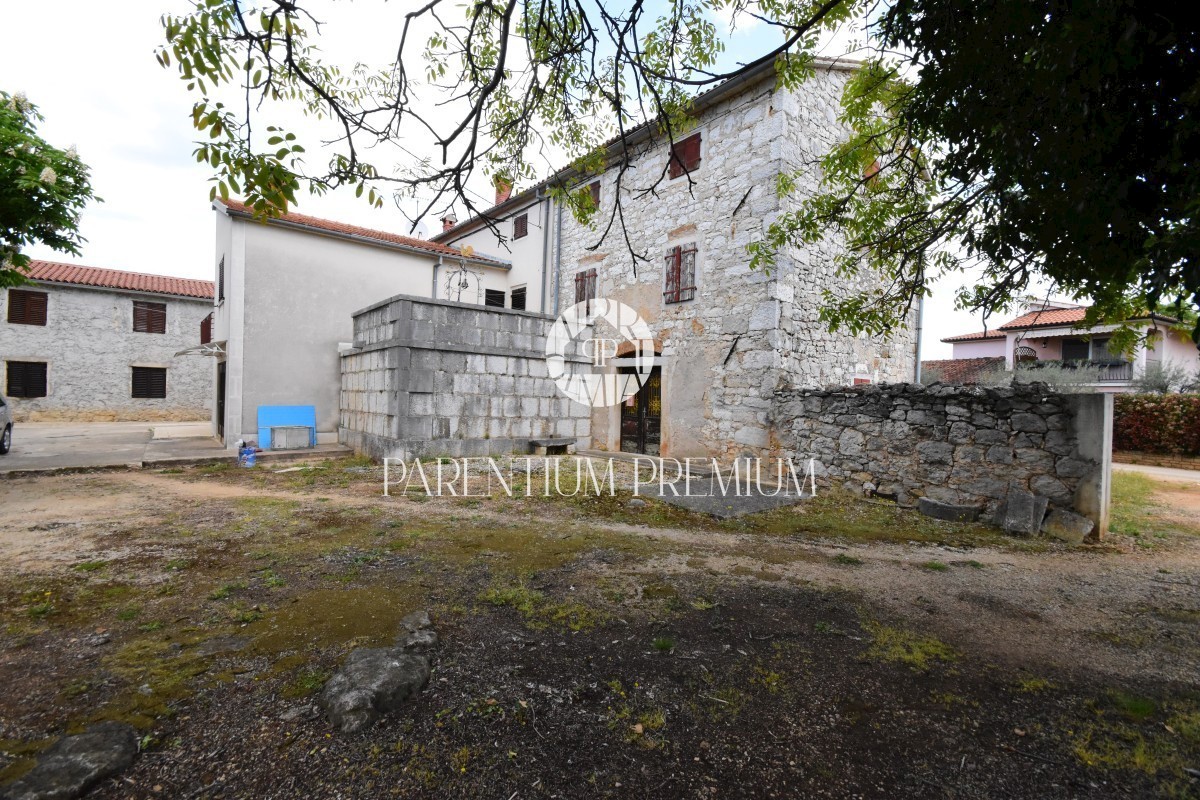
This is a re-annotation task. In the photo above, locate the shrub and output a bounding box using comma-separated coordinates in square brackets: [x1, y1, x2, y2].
[1113, 394, 1200, 455]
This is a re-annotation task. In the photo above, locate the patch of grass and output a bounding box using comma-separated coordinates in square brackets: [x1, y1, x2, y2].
[921, 560, 949, 572]
[1071, 693, 1200, 794]
[479, 581, 605, 632]
[281, 668, 330, 699]
[652, 636, 675, 652]
[73, 560, 108, 573]
[864, 621, 958, 671]
[833, 553, 863, 566]
[116, 607, 140, 621]
[689, 597, 715, 611]
[1017, 676, 1056, 694]
[965, 560, 986, 569]
[1109, 472, 1198, 544]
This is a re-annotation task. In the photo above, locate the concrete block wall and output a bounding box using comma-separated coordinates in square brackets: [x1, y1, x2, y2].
[339, 294, 590, 460]
[772, 382, 1112, 528]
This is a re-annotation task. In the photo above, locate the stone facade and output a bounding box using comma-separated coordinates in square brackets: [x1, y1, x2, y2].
[772, 382, 1112, 526]
[1, 284, 212, 422]
[554, 62, 917, 460]
[339, 294, 590, 459]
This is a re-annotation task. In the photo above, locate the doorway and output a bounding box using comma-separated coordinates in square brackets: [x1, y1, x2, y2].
[216, 361, 226, 439]
[619, 366, 661, 456]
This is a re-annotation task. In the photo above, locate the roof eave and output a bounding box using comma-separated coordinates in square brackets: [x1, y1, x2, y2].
[218, 201, 510, 270]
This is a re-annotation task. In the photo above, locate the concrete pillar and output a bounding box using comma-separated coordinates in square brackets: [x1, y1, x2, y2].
[1068, 393, 1113, 538]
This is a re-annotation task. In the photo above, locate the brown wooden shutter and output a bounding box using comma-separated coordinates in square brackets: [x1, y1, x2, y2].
[669, 133, 702, 179]
[6, 361, 48, 398]
[485, 289, 506, 308]
[132, 367, 167, 399]
[513, 214, 529, 239]
[217, 256, 225, 301]
[200, 312, 213, 344]
[510, 287, 527, 311]
[664, 246, 682, 302]
[133, 301, 167, 333]
[588, 181, 600, 207]
[7, 289, 48, 325]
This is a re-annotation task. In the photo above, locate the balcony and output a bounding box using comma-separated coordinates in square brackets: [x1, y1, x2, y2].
[1023, 359, 1132, 382]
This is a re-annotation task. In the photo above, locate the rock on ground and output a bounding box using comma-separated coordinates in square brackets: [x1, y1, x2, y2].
[916, 497, 983, 523]
[319, 610, 437, 734]
[995, 488, 1049, 536]
[1, 721, 137, 800]
[1041, 508, 1095, 544]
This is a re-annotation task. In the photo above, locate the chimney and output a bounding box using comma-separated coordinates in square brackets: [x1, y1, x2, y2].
[494, 176, 513, 205]
[440, 212, 457, 233]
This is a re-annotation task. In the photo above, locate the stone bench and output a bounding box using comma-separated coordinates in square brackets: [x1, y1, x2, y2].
[529, 438, 575, 456]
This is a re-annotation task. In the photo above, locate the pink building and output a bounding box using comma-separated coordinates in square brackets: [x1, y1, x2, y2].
[933, 300, 1200, 392]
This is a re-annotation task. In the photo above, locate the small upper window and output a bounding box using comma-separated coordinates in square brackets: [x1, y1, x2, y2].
[574, 268, 597, 315]
[513, 214, 529, 240]
[510, 287, 527, 311]
[668, 133, 702, 179]
[664, 244, 697, 304]
[133, 301, 167, 334]
[217, 256, 225, 302]
[587, 181, 600, 208]
[7, 289, 47, 326]
[484, 289, 506, 308]
[132, 366, 167, 399]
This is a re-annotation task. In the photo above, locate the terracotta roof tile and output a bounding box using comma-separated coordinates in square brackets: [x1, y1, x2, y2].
[26, 260, 214, 299]
[997, 307, 1090, 330]
[941, 330, 1006, 343]
[921, 357, 1006, 385]
[218, 199, 505, 265]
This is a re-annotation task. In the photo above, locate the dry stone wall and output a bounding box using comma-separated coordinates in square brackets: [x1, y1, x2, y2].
[339, 294, 590, 460]
[772, 382, 1112, 526]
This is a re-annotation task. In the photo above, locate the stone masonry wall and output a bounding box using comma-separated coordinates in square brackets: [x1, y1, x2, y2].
[772, 382, 1112, 525]
[0, 284, 212, 422]
[339, 294, 590, 460]
[554, 63, 916, 459]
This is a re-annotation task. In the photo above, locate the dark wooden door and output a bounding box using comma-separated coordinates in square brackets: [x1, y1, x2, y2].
[620, 367, 661, 456]
[216, 361, 226, 439]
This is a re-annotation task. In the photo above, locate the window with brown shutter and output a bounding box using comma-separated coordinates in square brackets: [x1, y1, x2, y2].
[513, 213, 529, 239]
[7, 289, 48, 326]
[484, 289, 506, 308]
[663, 244, 697, 304]
[133, 301, 167, 333]
[510, 287, 527, 311]
[587, 181, 600, 207]
[217, 256, 225, 301]
[668, 133, 702, 179]
[200, 312, 213, 344]
[574, 268, 597, 314]
[131, 367, 167, 399]
[6, 361, 47, 398]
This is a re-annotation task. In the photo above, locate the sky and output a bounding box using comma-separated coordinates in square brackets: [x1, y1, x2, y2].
[1, 0, 989, 359]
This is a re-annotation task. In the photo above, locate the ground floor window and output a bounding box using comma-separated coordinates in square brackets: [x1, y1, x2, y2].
[6, 361, 47, 398]
[484, 289, 506, 308]
[510, 286, 527, 311]
[132, 366, 167, 399]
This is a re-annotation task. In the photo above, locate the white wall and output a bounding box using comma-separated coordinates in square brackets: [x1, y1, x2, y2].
[217, 213, 511, 443]
[444, 195, 551, 312]
[951, 339, 1007, 359]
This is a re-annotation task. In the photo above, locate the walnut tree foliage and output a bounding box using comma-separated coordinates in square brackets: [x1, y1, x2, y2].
[159, 0, 1199, 345]
[0, 91, 97, 288]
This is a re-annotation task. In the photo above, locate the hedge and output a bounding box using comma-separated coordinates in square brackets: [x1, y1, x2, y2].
[1113, 393, 1200, 456]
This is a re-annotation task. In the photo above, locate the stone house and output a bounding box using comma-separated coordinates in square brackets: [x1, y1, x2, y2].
[209, 199, 511, 446]
[932, 298, 1200, 391]
[0, 260, 213, 421]
[436, 58, 918, 459]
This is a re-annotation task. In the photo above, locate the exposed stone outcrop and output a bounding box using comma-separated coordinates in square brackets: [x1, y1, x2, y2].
[1, 722, 138, 800]
[319, 611, 437, 734]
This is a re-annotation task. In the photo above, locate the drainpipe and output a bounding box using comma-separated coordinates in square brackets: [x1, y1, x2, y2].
[538, 190, 551, 314]
[553, 196, 563, 315]
[432, 255, 442, 299]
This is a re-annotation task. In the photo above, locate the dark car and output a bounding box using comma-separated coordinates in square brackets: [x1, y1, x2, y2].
[0, 393, 11, 454]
